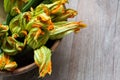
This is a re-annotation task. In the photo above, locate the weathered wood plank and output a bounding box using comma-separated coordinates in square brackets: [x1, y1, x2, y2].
[68, 0, 119, 80]
[113, 0, 120, 80]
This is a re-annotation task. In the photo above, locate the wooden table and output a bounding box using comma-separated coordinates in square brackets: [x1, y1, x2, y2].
[0, 0, 120, 80]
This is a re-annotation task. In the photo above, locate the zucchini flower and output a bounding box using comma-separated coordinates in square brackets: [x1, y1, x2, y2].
[9, 12, 33, 35]
[9, 14, 23, 34]
[52, 9, 78, 22]
[25, 19, 44, 32]
[34, 46, 52, 77]
[26, 28, 49, 49]
[50, 21, 86, 40]
[34, 0, 66, 16]
[1, 35, 25, 55]
[0, 53, 17, 71]
[35, 0, 74, 22]
[25, 12, 52, 32]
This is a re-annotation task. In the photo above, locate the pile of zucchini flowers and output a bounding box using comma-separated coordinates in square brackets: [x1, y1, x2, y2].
[0, 0, 86, 77]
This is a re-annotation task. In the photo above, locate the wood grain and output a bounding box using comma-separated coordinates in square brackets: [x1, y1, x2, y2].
[73, 0, 118, 80]
[113, 0, 120, 80]
[1, 0, 120, 80]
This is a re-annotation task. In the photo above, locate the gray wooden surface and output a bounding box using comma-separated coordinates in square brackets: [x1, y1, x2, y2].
[0, 0, 120, 80]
